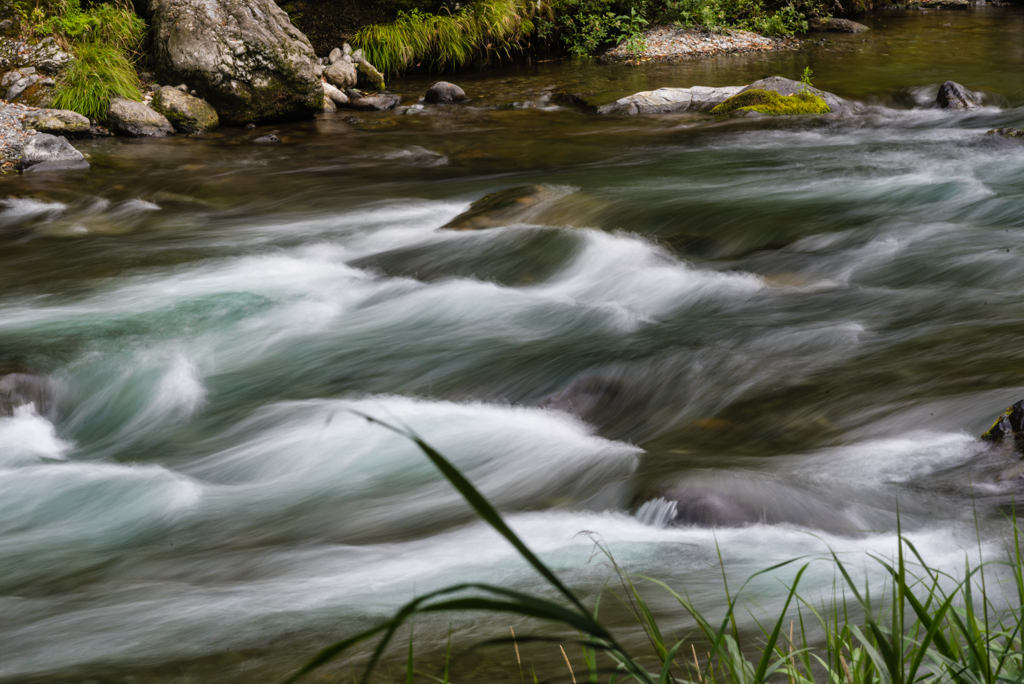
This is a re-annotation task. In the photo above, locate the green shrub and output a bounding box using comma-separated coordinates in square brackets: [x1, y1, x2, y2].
[711, 88, 831, 115]
[665, 0, 815, 36]
[13, 0, 145, 119]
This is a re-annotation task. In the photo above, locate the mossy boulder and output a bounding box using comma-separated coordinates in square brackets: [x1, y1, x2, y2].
[137, 0, 323, 124]
[23, 109, 91, 136]
[711, 88, 831, 116]
[981, 400, 1024, 457]
[152, 86, 219, 133]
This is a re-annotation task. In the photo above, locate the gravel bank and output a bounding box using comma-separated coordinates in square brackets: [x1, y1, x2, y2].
[0, 99, 39, 172]
[602, 25, 800, 64]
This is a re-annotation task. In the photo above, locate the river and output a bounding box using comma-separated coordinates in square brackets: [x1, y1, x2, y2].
[2, 6, 1024, 682]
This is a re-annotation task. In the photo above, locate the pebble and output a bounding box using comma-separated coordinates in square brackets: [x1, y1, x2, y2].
[602, 25, 800, 65]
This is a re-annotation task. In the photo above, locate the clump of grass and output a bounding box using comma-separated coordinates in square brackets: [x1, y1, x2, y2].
[711, 88, 831, 115]
[284, 413, 1024, 684]
[352, 0, 536, 75]
[15, 0, 145, 119]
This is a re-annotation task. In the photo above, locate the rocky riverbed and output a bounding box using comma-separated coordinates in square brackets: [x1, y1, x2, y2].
[602, 25, 800, 65]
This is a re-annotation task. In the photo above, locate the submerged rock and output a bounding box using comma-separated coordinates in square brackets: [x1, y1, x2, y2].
[152, 86, 219, 133]
[989, 127, 1024, 140]
[23, 108, 91, 136]
[809, 17, 869, 32]
[937, 80, 980, 110]
[425, 81, 466, 104]
[348, 92, 400, 111]
[551, 91, 597, 113]
[597, 85, 744, 115]
[638, 489, 763, 528]
[981, 400, 1024, 457]
[21, 132, 88, 172]
[106, 97, 174, 137]
[136, 0, 323, 124]
[540, 376, 625, 426]
[0, 372, 59, 417]
[441, 185, 564, 231]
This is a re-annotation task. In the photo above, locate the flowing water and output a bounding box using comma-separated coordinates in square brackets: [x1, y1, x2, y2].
[3, 6, 1024, 682]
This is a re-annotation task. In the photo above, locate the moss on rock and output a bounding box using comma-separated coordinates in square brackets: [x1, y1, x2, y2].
[711, 88, 831, 116]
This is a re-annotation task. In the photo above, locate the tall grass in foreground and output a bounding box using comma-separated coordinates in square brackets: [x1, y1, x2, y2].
[284, 414, 1024, 684]
[352, 0, 537, 75]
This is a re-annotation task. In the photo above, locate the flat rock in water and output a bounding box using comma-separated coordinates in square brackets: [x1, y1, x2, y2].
[441, 185, 565, 231]
[937, 80, 980, 110]
[106, 97, 174, 137]
[152, 86, 219, 133]
[23, 108, 90, 136]
[809, 17, 869, 32]
[21, 132, 87, 170]
[597, 85, 745, 115]
[425, 81, 466, 103]
[740, 76, 859, 116]
[253, 133, 280, 144]
[349, 92, 400, 111]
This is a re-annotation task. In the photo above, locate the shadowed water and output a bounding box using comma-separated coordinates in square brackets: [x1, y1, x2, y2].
[2, 7, 1024, 682]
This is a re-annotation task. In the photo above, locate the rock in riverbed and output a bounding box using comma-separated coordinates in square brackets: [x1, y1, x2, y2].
[21, 132, 89, 172]
[739, 76, 858, 116]
[937, 80, 980, 110]
[0, 372, 60, 417]
[981, 400, 1024, 457]
[349, 92, 400, 111]
[809, 17, 869, 32]
[425, 81, 467, 103]
[442, 185, 566, 230]
[598, 85, 744, 115]
[152, 86, 218, 133]
[989, 127, 1024, 140]
[106, 97, 174, 137]
[324, 60, 357, 88]
[23, 108, 91, 136]
[135, 0, 323, 124]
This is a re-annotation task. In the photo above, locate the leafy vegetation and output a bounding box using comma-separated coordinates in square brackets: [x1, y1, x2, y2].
[13, 0, 144, 119]
[283, 416, 1024, 684]
[349, 0, 824, 71]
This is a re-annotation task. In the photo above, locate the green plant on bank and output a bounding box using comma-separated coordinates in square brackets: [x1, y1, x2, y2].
[666, 0, 817, 36]
[13, 0, 144, 119]
[536, 0, 649, 59]
[282, 412, 1024, 684]
[353, 0, 537, 75]
[710, 88, 830, 115]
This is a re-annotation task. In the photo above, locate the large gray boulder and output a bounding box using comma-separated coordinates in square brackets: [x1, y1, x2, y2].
[597, 85, 744, 115]
[937, 81, 980, 110]
[740, 76, 859, 116]
[23, 108, 91, 136]
[135, 0, 323, 124]
[152, 86, 219, 133]
[106, 97, 174, 137]
[21, 132, 89, 172]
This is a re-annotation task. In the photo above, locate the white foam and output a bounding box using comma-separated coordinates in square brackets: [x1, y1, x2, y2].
[0, 404, 72, 467]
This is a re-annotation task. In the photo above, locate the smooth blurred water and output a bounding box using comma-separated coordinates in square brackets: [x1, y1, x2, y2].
[3, 7, 1024, 682]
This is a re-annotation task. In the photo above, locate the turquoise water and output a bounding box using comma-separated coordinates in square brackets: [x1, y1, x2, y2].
[2, 7, 1024, 681]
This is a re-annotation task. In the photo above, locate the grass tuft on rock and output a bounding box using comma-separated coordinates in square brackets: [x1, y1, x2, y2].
[711, 88, 831, 115]
[15, 0, 145, 119]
